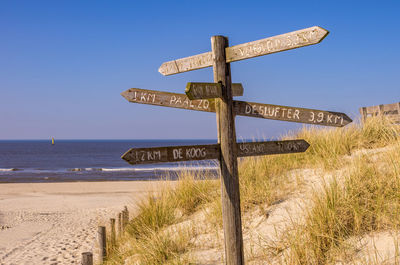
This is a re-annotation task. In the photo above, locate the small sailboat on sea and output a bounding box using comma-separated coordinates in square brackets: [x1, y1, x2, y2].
[51, 137, 55, 145]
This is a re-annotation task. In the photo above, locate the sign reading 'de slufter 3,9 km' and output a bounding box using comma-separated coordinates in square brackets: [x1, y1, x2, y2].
[121, 26, 352, 265]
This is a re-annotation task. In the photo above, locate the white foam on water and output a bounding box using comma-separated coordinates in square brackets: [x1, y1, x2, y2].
[101, 166, 218, 172]
[0, 168, 19, 172]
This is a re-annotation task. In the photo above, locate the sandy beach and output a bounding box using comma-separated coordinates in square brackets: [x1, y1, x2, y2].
[0, 181, 170, 265]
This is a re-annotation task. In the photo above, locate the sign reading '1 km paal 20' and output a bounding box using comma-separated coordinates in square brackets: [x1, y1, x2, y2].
[159, 26, 329, 76]
[121, 88, 352, 127]
[122, 26, 352, 265]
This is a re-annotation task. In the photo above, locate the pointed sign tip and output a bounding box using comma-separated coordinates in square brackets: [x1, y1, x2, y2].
[303, 140, 311, 150]
[344, 114, 353, 124]
[315, 26, 330, 42]
[120, 89, 128, 98]
[185, 82, 192, 94]
[158, 66, 166, 76]
[121, 89, 136, 101]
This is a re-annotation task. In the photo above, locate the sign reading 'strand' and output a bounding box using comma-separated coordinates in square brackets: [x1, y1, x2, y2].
[121, 26, 351, 265]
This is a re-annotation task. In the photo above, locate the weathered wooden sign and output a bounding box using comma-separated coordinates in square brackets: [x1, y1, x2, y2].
[159, 26, 329, 76]
[237, 139, 309, 157]
[121, 88, 216, 112]
[234, 100, 352, 127]
[122, 88, 352, 127]
[122, 140, 309, 165]
[185, 82, 244, 100]
[122, 144, 220, 165]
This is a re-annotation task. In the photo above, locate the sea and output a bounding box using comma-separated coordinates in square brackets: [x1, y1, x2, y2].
[0, 140, 220, 183]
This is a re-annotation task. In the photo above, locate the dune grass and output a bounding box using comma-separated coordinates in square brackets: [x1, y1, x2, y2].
[103, 170, 218, 264]
[104, 117, 400, 264]
[281, 143, 400, 264]
[279, 118, 400, 264]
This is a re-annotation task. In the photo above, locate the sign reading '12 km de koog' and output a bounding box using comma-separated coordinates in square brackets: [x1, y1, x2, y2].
[121, 26, 351, 265]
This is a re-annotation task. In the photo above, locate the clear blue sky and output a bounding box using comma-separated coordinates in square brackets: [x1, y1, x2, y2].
[1, 0, 399, 139]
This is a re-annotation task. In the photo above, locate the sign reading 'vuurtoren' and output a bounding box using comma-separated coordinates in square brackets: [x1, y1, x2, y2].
[158, 26, 329, 76]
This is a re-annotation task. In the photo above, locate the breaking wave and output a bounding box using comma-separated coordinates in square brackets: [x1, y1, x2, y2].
[68, 166, 218, 172]
[0, 168, 20, 172]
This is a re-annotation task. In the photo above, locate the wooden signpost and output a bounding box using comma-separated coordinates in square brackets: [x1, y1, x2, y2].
[122, 26, 351, 265]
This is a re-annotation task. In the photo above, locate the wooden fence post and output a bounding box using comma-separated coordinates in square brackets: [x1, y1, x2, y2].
[211, 35, 244, 265]
[98, 226, 107, 261]
[110, 218, 116, 246]
[123, 206, 129, 227]
[81, 252, 93, 265]
[118, 212, 122, 235]
[379, 104, 385, 120]
[360, 107, 367, 123]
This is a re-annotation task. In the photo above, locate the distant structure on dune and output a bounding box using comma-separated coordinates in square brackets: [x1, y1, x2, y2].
[360, 101, 400, 124]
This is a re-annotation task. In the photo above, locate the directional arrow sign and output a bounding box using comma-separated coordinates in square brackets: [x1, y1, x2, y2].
[237, 139, 309, 157]
[122, 144, 220, 165]
[225, 26, 328, 63]
[121, 88, 216, 113]
[122, 140, 309, 165]
[121, 88, 352, 127]
[234, 100, 352, 127]
[159, 26, 329, 76]
[185, 82, 244, 100]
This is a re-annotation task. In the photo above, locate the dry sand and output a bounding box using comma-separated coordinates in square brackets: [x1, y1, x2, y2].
[0, 181, 170, 265]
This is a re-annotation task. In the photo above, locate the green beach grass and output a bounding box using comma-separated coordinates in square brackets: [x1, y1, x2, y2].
[104, 117, 400, 264]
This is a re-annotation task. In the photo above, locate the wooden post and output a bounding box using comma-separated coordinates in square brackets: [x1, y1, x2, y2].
[211, 35, 244, 265]
[121, 211, 126, 231]
[379, 104, 384, 117]
[81, 252, 93, 265]
[398, 103, 400, 124]
[110, 218, 116, 246]
[123, 206, 129, 227]
[360, 107, 367, 123]
[118, 212, 122, 235]
[98, 226, 107, 261]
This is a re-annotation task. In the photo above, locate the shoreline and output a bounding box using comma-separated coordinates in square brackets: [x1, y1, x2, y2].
[0, 180, 173, 264]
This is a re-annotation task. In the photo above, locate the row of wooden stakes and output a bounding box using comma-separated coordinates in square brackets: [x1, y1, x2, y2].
[81, 206, 130, 265]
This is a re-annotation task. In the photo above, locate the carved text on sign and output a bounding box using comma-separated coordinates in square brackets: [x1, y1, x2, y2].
[121, 88, 216, 112]
[226, 27, 328, 62]
[234, 101, 351, 127]
[122, 140, 310, 165]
